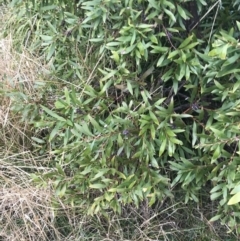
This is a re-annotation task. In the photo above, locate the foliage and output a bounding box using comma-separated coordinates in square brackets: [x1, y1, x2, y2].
[2, 0, 240, 236]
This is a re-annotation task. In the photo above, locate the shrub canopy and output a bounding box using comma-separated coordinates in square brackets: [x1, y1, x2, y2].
[4, 0, 240, 232]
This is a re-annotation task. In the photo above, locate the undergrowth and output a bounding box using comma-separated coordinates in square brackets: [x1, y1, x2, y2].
[0, 0, 240, 240]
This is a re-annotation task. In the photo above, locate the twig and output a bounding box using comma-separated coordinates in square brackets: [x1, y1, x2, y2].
[190, 0, 221, 32]
[162, 24, 176, 50]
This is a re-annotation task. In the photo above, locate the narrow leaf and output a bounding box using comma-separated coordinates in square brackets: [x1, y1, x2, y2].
[41, 105, 66, 122]
[179, 35, 193, 49]
[228, 192, 240, 205]
[192, 121, 197, 146]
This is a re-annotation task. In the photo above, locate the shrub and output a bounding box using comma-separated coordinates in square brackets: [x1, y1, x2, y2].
[3, 0, 240, 235]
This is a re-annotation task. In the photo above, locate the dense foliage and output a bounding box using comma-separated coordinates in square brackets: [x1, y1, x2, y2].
[3, 0, 240, 234]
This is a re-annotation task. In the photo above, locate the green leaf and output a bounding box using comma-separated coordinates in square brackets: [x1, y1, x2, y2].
[81, 166, 92, 175]
[106, 42, 121, 47]
[169, 137, 183, 145]
[168, 142, 174, 157]
[173, 79, 178, 95]
[150, 124, 156, 139]
[89, 183, 107, 189]
[117, 133, 123, 146]
[91, 169, 108, 181]
[111, 51, 120, 63]
[159, 139, 167, 156]
[148, 0, 160, 10]
[116, 35, 132, 42]
[222, 54, 239, 67]
[150, 34, 158, 44]
[228, 192, 240, 205]
[217, 66, 240, 77]
[169, 161, 184, 170]
[105, 192, 114, 202]
[210, 192, 222, 201]
[137, 42, 145, 55]
[49, 122, 63, 142]
[141, 90, 149, 103]
[230, 185, 240, 195]
[55, 100, 67, 109]
[151, 46, 169, 53]
[149, 111, 159, 125]
[88, 115, 101, 131]
[192, 121, 197, 147]
[164, 1, 175, 10]
[46, 43, 56, 61]
[179, 35, 193, 49]
[184, 42, 199, 50]
[164, 8, 176, 22]
[31, 137, 45, 144]
[41, 105, 66, 122]
[176, 63, 185, 81]
[121, 44, 136, 54]
[168, 50, 179, 59]
[138, 23, 154, 28]
[127, 80, 133, 95]
[149, 193, 156, 206]
[140, 66, 155, 81]
[211, 184, 225, 193]
[56, 163, 65, 175]
[75, 122, 93, 136]
[101, 79, 114, 93]
[172, 113, 192, 118]
[151, 157, 159, 168]
[177, 5, 188, 20]
[40, 35, 53, 42]
[56, 184, 67, 198]
[199, 0, 207, 5]
[166, 128, 176, 137]
[100, 70, 117, 82]
[211, 145, 221, 163]
[64, 87, 70, 105]
[209, 127, 225, 138]
[89, 38, 104, 43]
[237, 21, 240, 31]
[117, 146, 124, 156]
[40, 4, 57, 11]
[154, 98, 166, 106]
[64, 128, 70, 146]
[219, 44, 229, 60]
[208, 44, 229, 60]
[131, 30, 136, 45]
[185, 64, 190, 80]
[209, 214, 222, 222]
[168, 97, 174, 113]
[157, 54, 167, 66]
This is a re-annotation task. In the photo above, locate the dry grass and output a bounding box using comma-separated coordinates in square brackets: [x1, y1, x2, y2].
[0, 34, 60, 238]
[0, 9, 80, 240]
[0, 160, 57, 241]
[0, 7, 63, 240]
[0, 33, 48, 152]
[0, 150, 85, 241]
[0, 35, 41, 91]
